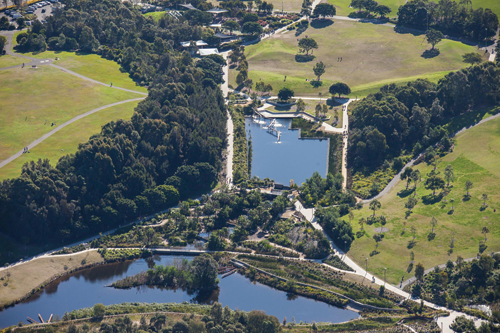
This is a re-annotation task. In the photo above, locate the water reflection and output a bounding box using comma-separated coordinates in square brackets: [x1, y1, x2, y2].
[0, 256, 358, 328]
[246, 118, 328, 185]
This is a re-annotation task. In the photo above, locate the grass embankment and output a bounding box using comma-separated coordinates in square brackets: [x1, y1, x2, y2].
[144, 11, 167, 22]
[0, 250, 104, 308]
[0, 66, 135, 164]
[237, 254, 403, 309]
[266, 98, 343, 128]
[14, 49, 147, 93]
[0, 54, 25, 68]
[235, 20, 478, 97]
[349, 113, 500, 285]
[0, 99, 139, 180]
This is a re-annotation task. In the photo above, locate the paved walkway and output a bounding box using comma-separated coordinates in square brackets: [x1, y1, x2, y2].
[0, 98, 146, 170]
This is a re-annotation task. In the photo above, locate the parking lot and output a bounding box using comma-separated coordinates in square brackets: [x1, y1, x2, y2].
[1, 0, 59, 27]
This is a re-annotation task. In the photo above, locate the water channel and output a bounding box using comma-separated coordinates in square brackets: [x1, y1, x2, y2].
[0, 255, 359, 328]
[245, 117, 329, 186]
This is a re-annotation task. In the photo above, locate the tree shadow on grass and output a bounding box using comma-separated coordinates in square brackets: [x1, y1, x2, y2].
[421, 49, 440, 59]
[407, 240, 417, 249]
[407, 262, 414, 273]
[397, 188, 415, 198]
[310, 80, 322, 88]
[462, 194, 471, 202]
[422, 194, 443, 205]
[295, 25, 308, 37]
[427, 232, 436, 241]
[310, 19, 334, 29]
[295, 54, 315, 62]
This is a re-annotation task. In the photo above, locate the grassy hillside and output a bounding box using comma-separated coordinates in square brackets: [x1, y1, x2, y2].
[0, 66, 135, 162]
[0, 99, 140, 180]
[233, 20, 479, 97]
[348, 111, 500, 284]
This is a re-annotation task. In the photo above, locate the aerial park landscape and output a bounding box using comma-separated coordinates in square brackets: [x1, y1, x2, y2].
[0, 0, 500, 332]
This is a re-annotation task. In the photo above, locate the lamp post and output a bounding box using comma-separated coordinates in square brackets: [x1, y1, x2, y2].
[384, 268, 387, 286]
[365, 257, 368, 272]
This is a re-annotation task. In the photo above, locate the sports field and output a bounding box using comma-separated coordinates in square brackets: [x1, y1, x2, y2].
[0, 66, 136, 163]
[232, 20, 478, 97]
[0, 100, 140, 180]
[348, 111, 500, 284]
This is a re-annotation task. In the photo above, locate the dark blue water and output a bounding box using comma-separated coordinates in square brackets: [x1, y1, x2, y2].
[0, 255, 358, 328]
[246, 118, 328, 186]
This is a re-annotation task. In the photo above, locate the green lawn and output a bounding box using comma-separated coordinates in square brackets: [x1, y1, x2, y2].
[234, 20, 478, 97]
[9, 34, 146, 93]
[348, 112, 500, 285]
[0, 55, 25, 68]
[144, 11, 167, 22]
[329, 0, 500, 19]
[0, 66, 136, 162]
[0, 100, 139, 180]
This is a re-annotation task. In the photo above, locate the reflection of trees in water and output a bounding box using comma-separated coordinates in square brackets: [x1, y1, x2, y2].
[191, 287, 220, 305]
[77, 260, 135, 283]
[286, 292, 298, 301]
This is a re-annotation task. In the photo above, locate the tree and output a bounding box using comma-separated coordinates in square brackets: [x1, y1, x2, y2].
[465, 180, 473, 196]
[241, 21, 263, 36]
[482, 226, 489, 242]
[405, 196, 418, 211]
[430, 216, 437, 233]
[358, 217, 366, 230]
[315, 103, 322, 118]
[424, 175, 445, 195]
[0, 36, 6, 55]
[278, 87, 294, 101]
[369, 199, 381, 217]
[93, 303, 106, 318]
[426, 28, 443, 50]
[444, 164, 454, 186]
[79, 26, 99, 52]
[411, 226, 417, 240]
[211, 302, 223, 325]
[172, 321, 190, 333]
[481, 193, 488, 207]
[375, 4, 391, 17]
[329, 82, 351, 98]
[313, 3, 336, 18]
[415, 262, 425, 281]
[411, 169, 421, 194]
[298, 37, 318, 55]
[462, 52, 483, 65]
[295, 98, 306, 112]
[191, 253, 218, 289]
[222, 20, 240, 33]
[400, 167, 414, 189]
[16, 17, 26, 29]
[313, 61, 326, 81]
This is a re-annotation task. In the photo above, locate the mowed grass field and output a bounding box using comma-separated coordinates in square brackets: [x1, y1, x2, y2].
[348, 113, 500, 285]
[0, 66, 136, 162]
[0, 99, 140, 180]
[329, 0, 500, 18]
[10, 33, 146, 93]
[232, 20, 478, 97]
[0, 250, 104, 307]
[0, 55, 25, 68]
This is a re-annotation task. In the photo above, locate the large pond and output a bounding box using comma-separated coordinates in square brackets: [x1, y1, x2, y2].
[0, 255, 358, 328]
[245, 117, 328, 185]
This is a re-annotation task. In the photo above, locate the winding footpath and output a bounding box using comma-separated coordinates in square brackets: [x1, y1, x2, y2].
[0, 31, 147, 171]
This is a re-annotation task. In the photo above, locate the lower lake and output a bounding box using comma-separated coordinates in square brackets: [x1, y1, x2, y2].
[0, 255, 359, 328]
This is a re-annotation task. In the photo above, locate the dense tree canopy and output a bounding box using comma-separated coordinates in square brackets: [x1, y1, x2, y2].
[0, 0, 227, 244]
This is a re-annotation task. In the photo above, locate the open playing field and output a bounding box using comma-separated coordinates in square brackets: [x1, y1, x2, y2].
[232, 20, 479, 97]
[0, 66, 137, 163]
[348, 112, 500, 285]
[0, 99, 140, 180]
[0, 250, 104, 307]
[0, 55, 25, 68]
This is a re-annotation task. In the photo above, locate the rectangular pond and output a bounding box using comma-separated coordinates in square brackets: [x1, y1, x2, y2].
[245, 117, 329, 185]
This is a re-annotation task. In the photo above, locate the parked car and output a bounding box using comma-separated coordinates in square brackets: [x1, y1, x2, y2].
[41, 8, 46, 13]
[26, 21, 32, 25]
[5, 9, 11, 14]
